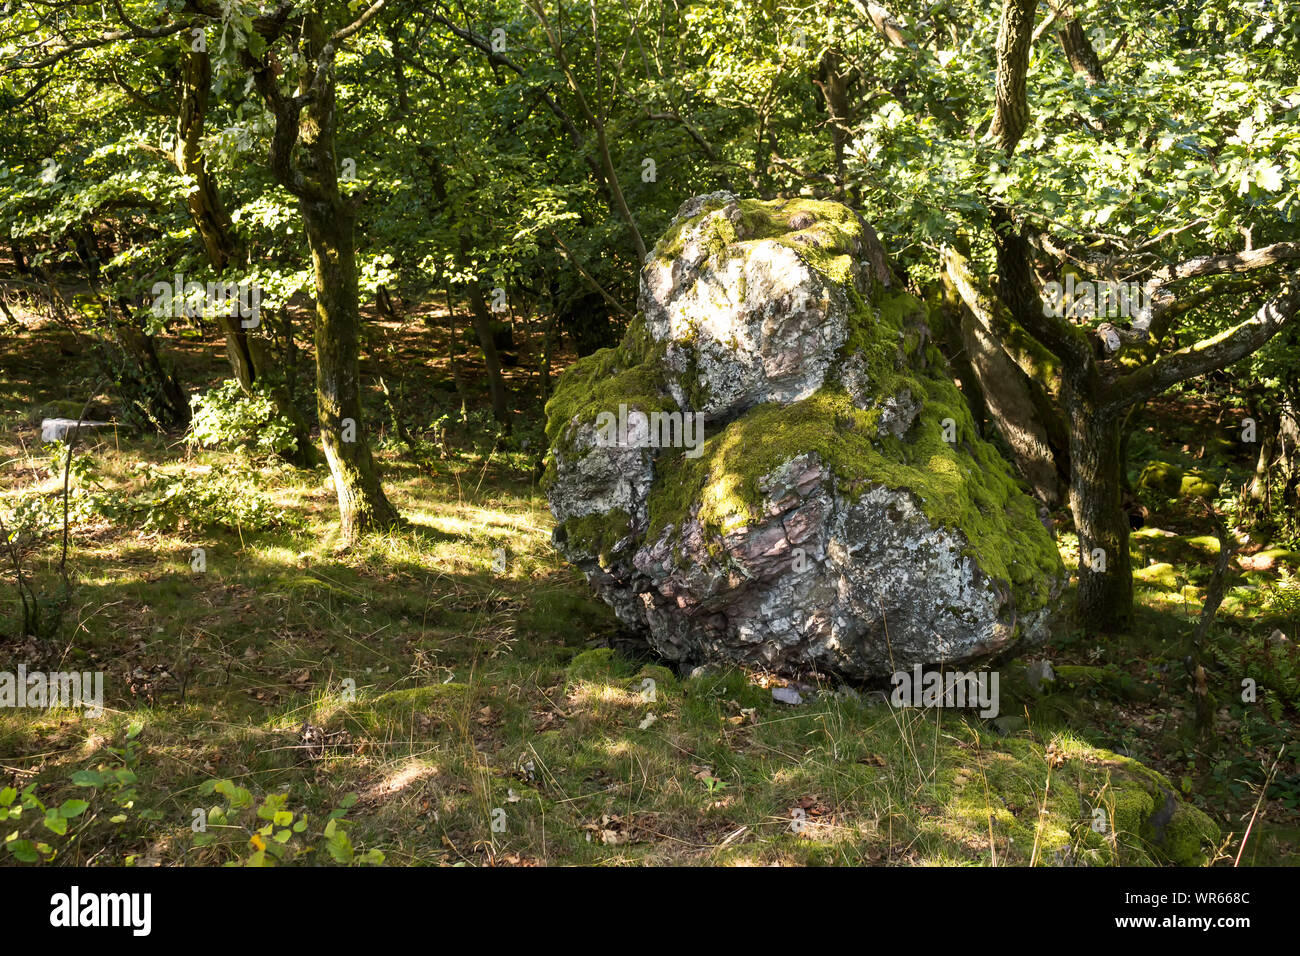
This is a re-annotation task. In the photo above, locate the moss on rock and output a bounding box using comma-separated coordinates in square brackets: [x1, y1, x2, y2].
[1180, 473, 1219, 499]
[947, 736, 1219, 866]
[1139, 460, 1184, 495]
[545, 193, 1064, 673]
[542, 316, 673, 452]
[554, 508, 634, 569]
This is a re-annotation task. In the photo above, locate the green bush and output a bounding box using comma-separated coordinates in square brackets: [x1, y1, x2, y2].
[188, 379, 298, 457]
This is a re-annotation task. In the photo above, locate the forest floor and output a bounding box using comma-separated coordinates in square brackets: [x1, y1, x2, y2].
[1, 311, 1297, 867]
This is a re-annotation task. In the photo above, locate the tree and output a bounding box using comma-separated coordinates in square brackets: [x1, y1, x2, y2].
[839, 0, 1300, 628]
[244, 1, 399, 538]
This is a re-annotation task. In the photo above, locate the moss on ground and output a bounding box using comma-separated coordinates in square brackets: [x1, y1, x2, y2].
[1135, 562, 1179, 589]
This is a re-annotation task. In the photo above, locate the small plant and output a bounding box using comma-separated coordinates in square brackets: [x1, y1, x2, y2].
[0, 784, 87, 862]
[112, 464, 292, 532]
[193, 782, 384, 866]
[188, 379, 298, 458]
[3, 723, 154, 863]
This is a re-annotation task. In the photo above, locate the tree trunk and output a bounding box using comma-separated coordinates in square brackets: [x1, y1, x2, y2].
[294, 14, 397, 539]
[816, 48, 854, 195]
[1249, 412, 1277, 505]
[942, 245, 1069, 504]
[960, 306, 1066, 506]
[424, 153, 511, 426]
[10, 239, 28, 274]
[177, 46, 316, 466]
[300, 195, 398, 539]
[465, 275, 510, 426]
[444, 281, 470, 420]
[1067, 376, 1132, 629]
[1057, 20, 1106, 85]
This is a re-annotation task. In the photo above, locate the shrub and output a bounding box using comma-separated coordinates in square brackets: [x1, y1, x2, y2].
[188, 379, 298, 457]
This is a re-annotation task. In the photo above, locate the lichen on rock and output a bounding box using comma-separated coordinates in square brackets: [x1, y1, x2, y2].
[544, 192, 1064, 679]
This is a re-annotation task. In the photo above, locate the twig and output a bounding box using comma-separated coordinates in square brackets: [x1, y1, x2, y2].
[1234, 745, 1285, 866]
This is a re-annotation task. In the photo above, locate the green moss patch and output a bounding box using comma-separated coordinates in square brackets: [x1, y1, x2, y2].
[542, 316, 674, 452]
[1134, 562, 1179, 590]
[555, 508, 633, 568]
[1180, 473, 1218, 499]
[1139, 460, 1184, 495]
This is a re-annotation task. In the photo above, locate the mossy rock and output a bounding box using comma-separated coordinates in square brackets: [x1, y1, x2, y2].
[947, 737, 1219, 866]
[1239, 547, 1300, 571]
[544, 193, 1064, 680]
[1181, 534, 1222, 555]
[1180, 473, 1218, 499]
[1138, 461, 1184, 495]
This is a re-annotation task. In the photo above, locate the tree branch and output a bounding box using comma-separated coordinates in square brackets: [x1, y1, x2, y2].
[525, 0, 647, 262]
[986, 0, 1039, 155]
[1151, 241, 1300, 285]
[1112, 273, 1300, 410]
[853, 1, 911, 49]
[332, 0, 387, 42]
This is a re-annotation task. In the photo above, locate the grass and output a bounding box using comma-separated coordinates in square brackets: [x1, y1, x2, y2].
[0, 321, 1296, 866]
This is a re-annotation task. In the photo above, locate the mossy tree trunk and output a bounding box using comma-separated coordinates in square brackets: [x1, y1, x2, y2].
[303, 193, 396, 538]
[251, 8, 398, 539]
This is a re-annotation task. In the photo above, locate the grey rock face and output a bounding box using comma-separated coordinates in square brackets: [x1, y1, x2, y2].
[545, 193, 1063, 680]
[41, 418, 113, 442]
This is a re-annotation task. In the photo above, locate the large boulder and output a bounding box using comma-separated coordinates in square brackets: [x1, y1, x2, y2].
[544, 192, 1063, 679]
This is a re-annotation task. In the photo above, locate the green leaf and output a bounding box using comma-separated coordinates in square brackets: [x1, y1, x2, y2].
[1255, 163, 1283, 192]
[58, 799, 89, 818]
[42, 812, 68, 835]
[326, 831, 354, 864]
[70, 770, 104, 787]
[6, 839, 39, 862]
